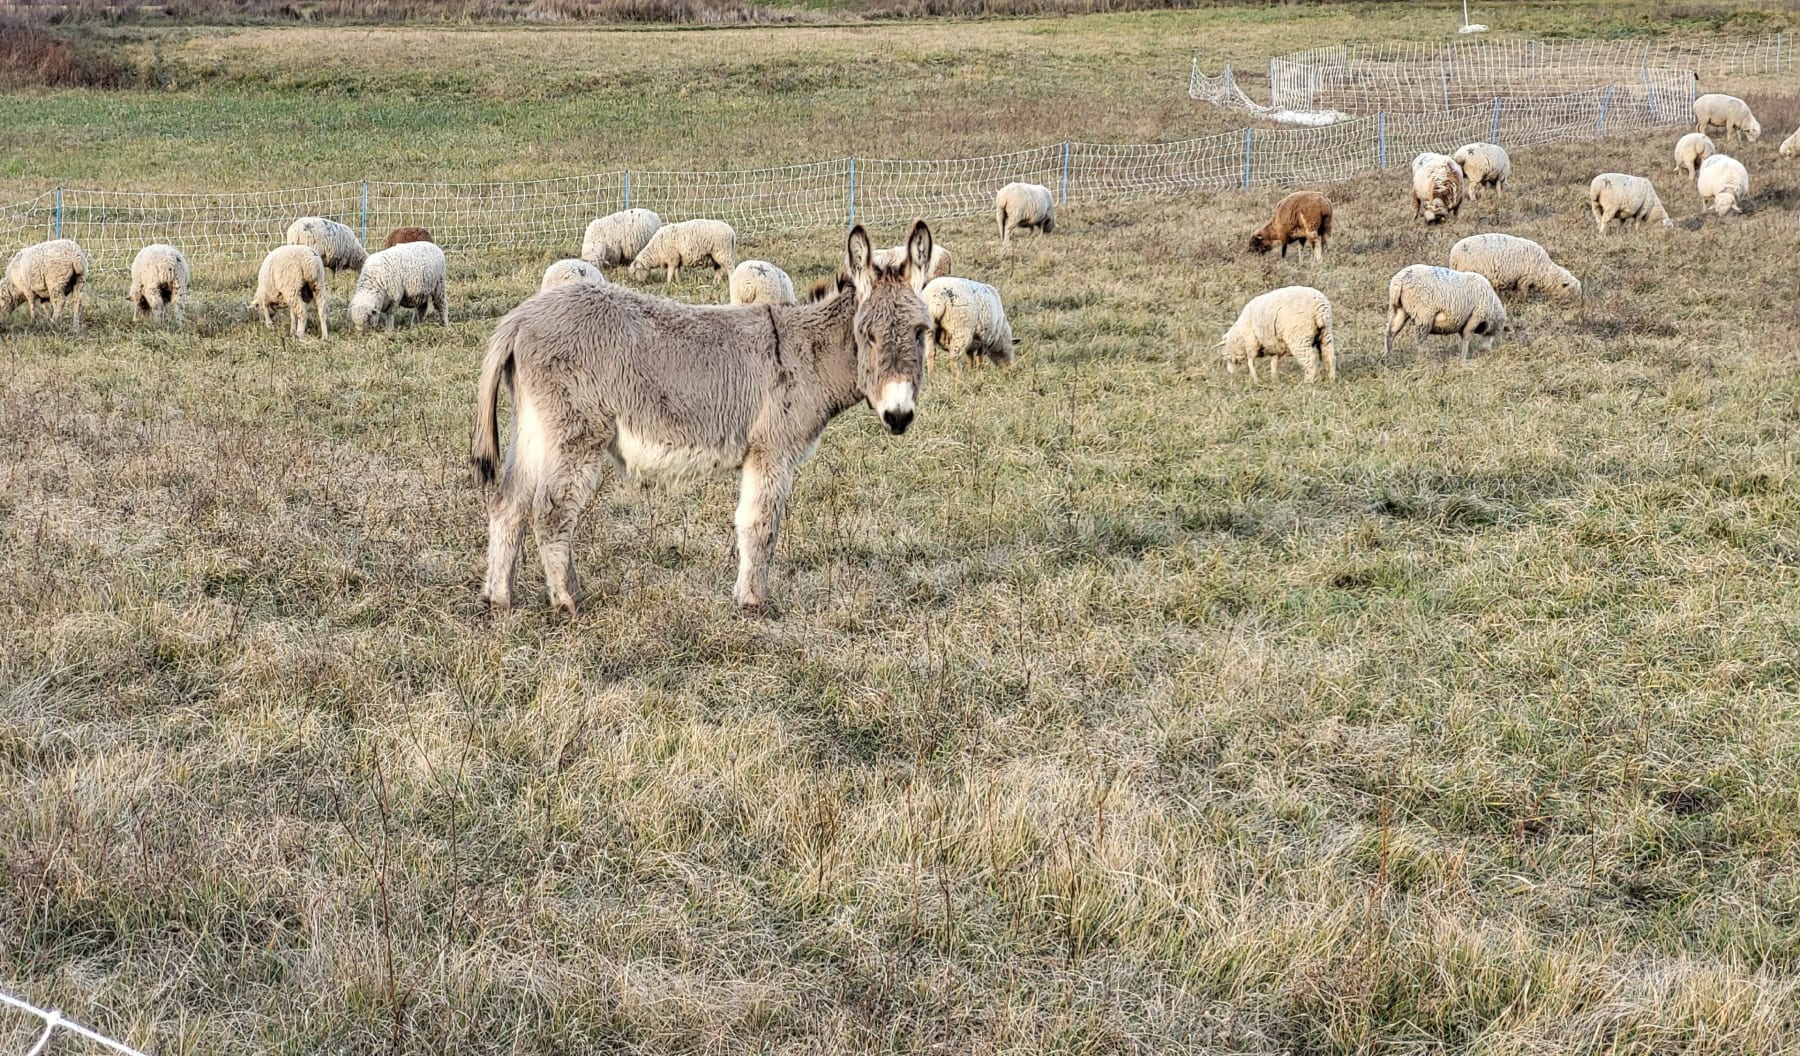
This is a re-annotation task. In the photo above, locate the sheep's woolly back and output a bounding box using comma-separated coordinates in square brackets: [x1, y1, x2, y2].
[1693, 93, 1761, 141]
[129, 244, 191, 319]
[1412, 151, 1454, 172]
[1674, 132, 1717, 178]
[1448, 234, 1580, 300]
[921, 276, 1014, 367]
[629, 219, 736, 276]
[351, 240, 449, 330]
[1412, 157, 1466, 222]
[1451, 143, 1510, 193]
[1222, 286, 1335, 381]
[1387, 265, 1506, 336]
[254, 244, 328, 336]
[1, 238, 89, 315]
[1589, 173, 1673, 230]
[1249, 191, 1332, 255]
[286, 216, 368, 273]
[870, 243, 952, 291]
[582, 209, 662, 267]
[995, 183, 1056, 241]
[728, 260, 797, 306]
[540, 258, 607, 292]
[1695, 154, 1750, 216]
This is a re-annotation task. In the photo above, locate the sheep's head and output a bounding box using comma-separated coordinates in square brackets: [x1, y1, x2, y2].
[1743, 119, 1762, 142]
[0, 283, 20, 316]
[1246, 230, 1275, 254]
[1554, 271, 1583, 301]
[1711, 191, 1741, 217]
[1219, 328, 1250, 373]
[348, 289, 384, 332]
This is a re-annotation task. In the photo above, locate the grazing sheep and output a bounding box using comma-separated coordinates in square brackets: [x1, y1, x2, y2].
[582, 208, 663, 268]
[540, 259, 607, 292]
[382, 226, 434, 248]
[1674, 132, 1717, 179]
[128, 244, 190, 324]
[1452, 143, 1510, 198]
[1782, 126, 1800, 158]
[254, 244, 329, 338]
[1589, 173, 1674, 233]
[1692, 93, 1761, 143]
[871, 242, 952, 291]
[995, 182, 1056, 243]
[1247, 190, 1333, 261]
[1695, 154, 1750, 219]
[1412, 155, 1467, 223]
[1411, 151, 1452, 172]
[728, 260, 797, 306]
[1220, 285, 1337, 383]
[1448, 234, 1580, 302]
[921, 277, 1014, 370]
[350, 240, 449, 332]
[1384, 265, 1507, 362]
[0, 239, 88, 330]
[285, 216, 368, 275]
[628, 219, 735, 283]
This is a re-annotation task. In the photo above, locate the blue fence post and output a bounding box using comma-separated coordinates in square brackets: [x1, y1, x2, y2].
[1378, 112, 1387, 169]
[1491, 98, 1502, 144]
[1059, 142, 1070, 204]
[1597, 85, 1613, 135]
[360, 181, 368, 247]
[847, 158, 856, 227]
[624, 170, 631, 210]
[53, 188, 62, 240]
[1242, 127, 1253, 190]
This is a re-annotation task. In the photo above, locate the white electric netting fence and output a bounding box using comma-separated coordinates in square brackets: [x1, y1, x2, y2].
[2, 989, 153, 1056]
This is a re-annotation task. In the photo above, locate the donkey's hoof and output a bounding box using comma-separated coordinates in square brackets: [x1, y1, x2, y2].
[736, 601, 773, 620]
[481, 592, 512, 614]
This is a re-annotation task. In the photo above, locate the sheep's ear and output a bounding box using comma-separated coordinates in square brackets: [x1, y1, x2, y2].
[904, 220, 933, 282]
[846, 226, 873, 298]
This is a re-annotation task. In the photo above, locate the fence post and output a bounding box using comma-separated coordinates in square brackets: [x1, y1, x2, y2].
[1597, 84, 1613, 135]
[53, 187, 62, 240]
[1059, 142, 1070, 204]
[624, 170, 631, 210]
[1242, 127, 1253, 189]
[1441, 62, 1451, 110]
[1378, 112, 1386, 169]
[1491, 97, 1502, 144]
[360, 181, 368, 247]
[847, 157, 856, 226]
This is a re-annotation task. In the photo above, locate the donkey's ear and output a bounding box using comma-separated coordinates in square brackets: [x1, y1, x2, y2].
[846, 225, 873, 297]
[904, 220, 933, 279]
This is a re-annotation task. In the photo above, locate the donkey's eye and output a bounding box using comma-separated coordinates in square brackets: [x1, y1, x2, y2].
[913, 325, 928, 340]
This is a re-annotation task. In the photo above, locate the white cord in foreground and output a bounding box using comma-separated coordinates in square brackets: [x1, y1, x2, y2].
[2, 990, 153, 1056]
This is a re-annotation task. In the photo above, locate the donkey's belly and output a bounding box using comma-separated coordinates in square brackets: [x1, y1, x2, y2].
[612, 425, 745, 484]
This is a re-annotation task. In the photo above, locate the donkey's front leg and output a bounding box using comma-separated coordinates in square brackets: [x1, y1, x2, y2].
[733, 455, 796, 614]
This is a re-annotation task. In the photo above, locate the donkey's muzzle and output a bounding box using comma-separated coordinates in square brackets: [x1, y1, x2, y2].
[882, 407, 914, 435]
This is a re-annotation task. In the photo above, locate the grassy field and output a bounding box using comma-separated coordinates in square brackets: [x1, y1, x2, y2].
[5, 4, 1800, 1054]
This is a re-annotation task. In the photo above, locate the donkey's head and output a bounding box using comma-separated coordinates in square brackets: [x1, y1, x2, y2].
[846, 221, 932, 435]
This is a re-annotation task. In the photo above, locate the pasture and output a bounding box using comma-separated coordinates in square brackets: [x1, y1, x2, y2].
[4, 5, 1800, 1054]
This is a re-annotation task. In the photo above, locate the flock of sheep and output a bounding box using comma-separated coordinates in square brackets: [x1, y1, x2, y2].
[1221, 91, 1796, 382]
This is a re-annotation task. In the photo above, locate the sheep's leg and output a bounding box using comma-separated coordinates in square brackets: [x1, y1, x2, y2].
[1312, 236, 1323, 263]
[1294, 335, 1319, 383]
[1319, 329, 1338, 382]
[733, 454, 796, 614]
[438, 289, 450, 327]
[533, 445, 608, 618]
[291, 303, 306, 339]
[316, 295, 329, 340]
[260, 301, 274, 329]
[69, 286, 81, 332]
[1267, 355, 1280, 382]
[1244, 353, 1258, 382]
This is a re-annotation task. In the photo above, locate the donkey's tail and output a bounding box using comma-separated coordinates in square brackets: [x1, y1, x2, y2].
[471, 314, 518, 489]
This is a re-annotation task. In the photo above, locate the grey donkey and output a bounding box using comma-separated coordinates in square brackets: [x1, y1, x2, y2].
[472, 221, 935, 616]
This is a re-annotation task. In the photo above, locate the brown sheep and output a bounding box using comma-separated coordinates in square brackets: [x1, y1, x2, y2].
[1247, 191, 1333, 262]
[382, 226, 434, 249]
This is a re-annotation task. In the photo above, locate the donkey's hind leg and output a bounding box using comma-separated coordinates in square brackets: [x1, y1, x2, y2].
[481, 457, 534, 613]
[533, 443, 609, 617]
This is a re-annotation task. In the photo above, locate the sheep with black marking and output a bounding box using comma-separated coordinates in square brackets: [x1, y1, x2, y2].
[254, 244, 329, 338]
[540, 258, 607, 292]
[350, 240, 449, 332]
[995, 182, 1055, 243]
[1412, 155, 1467, 223]
[1448, 234, 1580, 302]
[1674, 132, 1717, 179]
[0, 238, 88, 331]
[1693, 93, 1761, 143]
[921, 277, 1014, 370]
[1220, 285, 1337, 383]
[1589, 173, 1673, 233]
[872, 242, 952, 291]
[728, 260, 797, 306]
[129, 244, 190, 324]
[628, 219, 735, 283]
[1695, 154, 1750, 219]
[581, 208, 662, 268]
[1452, 143, 1510, 198]
[1384, 265, 1506, 362]
[285, 216, 368, 274]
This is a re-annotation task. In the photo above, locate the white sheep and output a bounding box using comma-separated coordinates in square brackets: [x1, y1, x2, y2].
[1384, 265, 1507, 362]
[1782, 126, 1800, 158]
[1589, 173, 1674, 233]
[728, 260, 796, 306]
[1220, 285, 1337, 383]
[1692, 93, 1761, 143]
[350, 240, 449, 332]
[0, 238, 88, 330]
[1695, 154, 1750, 219]
[254, 244, 329, 338]
[1411, 151, 1452, 172]
[285, 216, 368, 275]
[1447, 234, 1580, 302]
[1673, 132, 1717, 179]
[871, 242, 952, 291]
[580, 208, 662, 268]
[628, 219, 736, 282]
[540, 258, 607, 292]
[1452, 143, 1510, 198]
[1412, 155, 1467, 222]
[995, 182, 1055, 243]
[128, 244, 190, 324]
[921, 277, 1014, 370]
